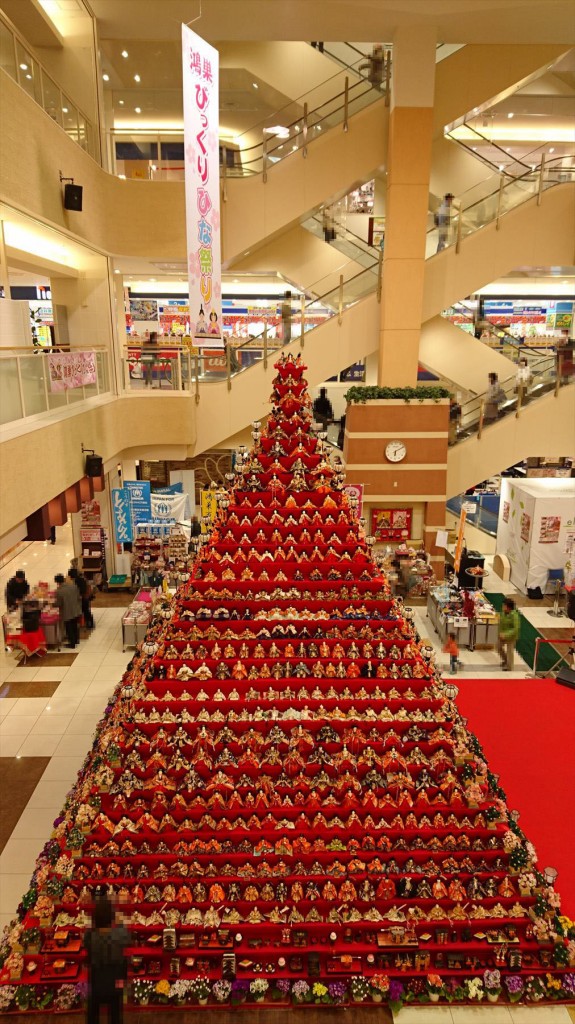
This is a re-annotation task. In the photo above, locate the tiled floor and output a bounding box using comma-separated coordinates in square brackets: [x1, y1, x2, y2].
[0, 528, 572, 1020]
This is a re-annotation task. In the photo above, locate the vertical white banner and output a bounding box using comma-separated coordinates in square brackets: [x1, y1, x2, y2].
[182, 24, 223, 348]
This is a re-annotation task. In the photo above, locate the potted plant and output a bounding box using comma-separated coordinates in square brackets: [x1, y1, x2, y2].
[6, 952, 24, 982]
[504, 975, 525, 1003]
[485, 806, 501, 830]
[311, 981, 330, 1005]
[250, 977, 269, 1002]
[525, 975, 546, 1002]
[231, 979, 249, 1005]
[350, 975, 370, 1002]
[483, 968, 502, 1003]
[154, 979, 171, 1004]
[271, 979, 291, 1002]
[132, 979, 154, 1006]
[426, 973, 444, 1003]
[389, 979, 405, 1014]
[21, 927, 41, 954]
[292, 979, 310, 1004]
[67, 826, 85, 858]
[464, 977, 484, 1002]
[328, 981, 348, 1005]
[191, 975, 211, 1005]
[15, 984, 37, 1011]
[370, 973, 390, 1003]
[0, 987, 16, 1012]
[212, 979, 232, 1004]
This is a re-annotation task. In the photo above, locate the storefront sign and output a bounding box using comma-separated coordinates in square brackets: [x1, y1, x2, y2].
[124, 481, 152, 529]
[112, 488, 133, 544]
[48, 351, 97, 392]
[151, 492, 188, 524]
[372, 508, 412, 541]
[182, 24, 223, 347]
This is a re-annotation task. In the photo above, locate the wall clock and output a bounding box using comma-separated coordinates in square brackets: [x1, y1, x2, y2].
[385, 441, 407, 463]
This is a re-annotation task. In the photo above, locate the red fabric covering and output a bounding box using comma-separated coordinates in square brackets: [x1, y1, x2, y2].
[456, 677, 575, 917]
[5, 627, 47, 658]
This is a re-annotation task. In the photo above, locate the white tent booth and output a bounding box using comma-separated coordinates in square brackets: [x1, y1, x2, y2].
[496, 478, 575, 595]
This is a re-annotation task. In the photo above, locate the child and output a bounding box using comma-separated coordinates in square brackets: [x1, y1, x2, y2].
[443, 632, 459, 675]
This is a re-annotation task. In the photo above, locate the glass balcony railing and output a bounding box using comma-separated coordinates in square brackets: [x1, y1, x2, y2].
[108, 56, 389, 182]
[0, 10, 99, 162]
[426, 154, 575, 258]
[303, 213, 380, 270]
[0, 348, 111, 426]
[442, 302, 552, 362]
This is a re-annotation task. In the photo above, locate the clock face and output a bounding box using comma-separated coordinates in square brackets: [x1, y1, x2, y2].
[385, 441, 407, 463]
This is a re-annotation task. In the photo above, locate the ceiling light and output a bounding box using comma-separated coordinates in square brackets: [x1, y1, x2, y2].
[19, 63, 28, 70]
[118, 99, 124, 105]
[114, 269, 121, 274]
[252, 82, 258, 89]
[135, 107, 141, 113]
[118, 173, 126, 179]
[549, 147, 555, 153]
[263, 125, 289, 138]
[150, 277, 156, 281]
[507, 112, 514, 119]
[151, 164, 157, 171]
[121, 49, 129, 58]
[62, 107, 68, 113]
[103, 73, 110, 81]
[292, 144, 298, 151]
[26, 74, 32, 79]
[498, 164, 504, 171]
[134, 74, 141, 82]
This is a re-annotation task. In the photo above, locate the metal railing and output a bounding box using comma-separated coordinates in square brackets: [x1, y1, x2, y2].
[426, 154, 575, 258]
[454, 352, 570, 442]
[446, 120, 573, 181]
[442, 301, 552, 361]
[0, 347, 111, 426]
[303, 213, 380, 270]
[0, 10, 99, 162]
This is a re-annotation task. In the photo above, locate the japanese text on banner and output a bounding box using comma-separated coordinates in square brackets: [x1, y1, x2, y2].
[182, 25, 223, 349]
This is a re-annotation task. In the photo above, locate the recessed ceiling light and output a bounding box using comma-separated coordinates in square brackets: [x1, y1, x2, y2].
[135, 107, 141, 113]
[118, 99, 124, 105]
[19, 63, 28, 70]
[114, 269, 121, 274]
[118, 173, 126, 179]
[121, 49, 129, 58]
[549, 147, 555, 153]
[26, 73, 32, 79]
[62, 107, 68, 113]
[252, 82, 258, 89]
[103, 73, 110, 81]
[507, 112, 514, 119]
[134, 74, 141, 82]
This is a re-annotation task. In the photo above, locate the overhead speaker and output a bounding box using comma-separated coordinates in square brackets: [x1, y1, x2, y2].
[556, 666, 575, 691]
[85, 454, 103, 477]
[64, 183, 83, 211]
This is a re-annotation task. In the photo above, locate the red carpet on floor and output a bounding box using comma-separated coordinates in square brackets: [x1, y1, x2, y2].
[455, 677, 575, 917]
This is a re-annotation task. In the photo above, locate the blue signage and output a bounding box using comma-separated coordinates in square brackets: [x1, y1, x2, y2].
[124, 480, 152, 529]
[153, 482, 183, 494]
[112, 488, 132, 544]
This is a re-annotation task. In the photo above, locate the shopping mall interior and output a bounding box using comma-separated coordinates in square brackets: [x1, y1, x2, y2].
[0, 0, 574, 1019]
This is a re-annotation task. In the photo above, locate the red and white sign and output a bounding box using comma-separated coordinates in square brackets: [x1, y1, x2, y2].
[182, 25, 223, 348]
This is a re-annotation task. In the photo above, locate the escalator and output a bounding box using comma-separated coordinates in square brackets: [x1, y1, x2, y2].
[223, 44, 567, 263]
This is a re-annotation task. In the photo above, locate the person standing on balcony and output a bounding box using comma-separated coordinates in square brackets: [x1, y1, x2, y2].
[141, 331, 157, 388]
[435, 193, 454, 252]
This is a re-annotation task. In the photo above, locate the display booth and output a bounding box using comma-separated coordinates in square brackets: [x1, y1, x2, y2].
[496, 478, 575, 594]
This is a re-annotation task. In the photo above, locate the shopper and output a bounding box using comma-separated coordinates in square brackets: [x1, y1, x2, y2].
[54, 572, 82, 648]
[141, 331, 157, 388]
[84, 893, 130, 1024]
[313, 387, 334, 427]
[484, 372, 506, 423]
[443, 632, 459, 675]
[5, 570, 29, 611]
[70, 566, 95, 630]
[435, 193, 455, 252]
[515, 357, 532, 403]
[498, 597, 521, 671]
[448, 396, 461, 445]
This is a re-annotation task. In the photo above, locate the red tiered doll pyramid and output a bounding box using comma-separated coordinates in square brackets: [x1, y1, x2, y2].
[1, 354, 573, 1012]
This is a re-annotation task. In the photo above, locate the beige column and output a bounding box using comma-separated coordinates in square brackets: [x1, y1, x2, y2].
[378, 28, 436, 386]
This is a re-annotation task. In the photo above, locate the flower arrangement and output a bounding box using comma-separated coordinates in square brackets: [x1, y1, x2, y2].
[553, 942, 569, 966]
[464, 977, 484, 1001]
[504, 975, 525, 1003]
[525, 975, 546, 1002]
[14, 985, 37, 1011]
[292, 979, 310, 1003]
[212, 979, 232, 1003]
[272, 979, 291, 1001]
[44, 876, 64, 900]
[0, 987, 15, 1011]
[250, 977, 269, 1000]
[67, 826, 84, 851]
[311, 981, 330, 1004]
[6, 951, 24, 980]
[518, 871, 537, 895]
[370, 973, 390, 995]
[561, 973, 575, 998]
[328, 981, 348, 1004]
[170, 979, 191, 1003]
[350, 975, 370, 1002]
[546, 973, 562, 998]
[508, 844, 529, 872]
[426, 973, 444, 996]
[155, 979, 171, 1003]
[53, 984, 80, 1011]
[132, 979, 154, 1005]
[389, 979, 405, 1012]
[190, 975, 211, 1002]
[231, 979, 250, 1004]
[483, 968, 502, 995]
[20, 926, 41, 952]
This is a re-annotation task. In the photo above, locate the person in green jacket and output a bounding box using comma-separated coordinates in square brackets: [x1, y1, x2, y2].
[498, 597, 521, 671]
